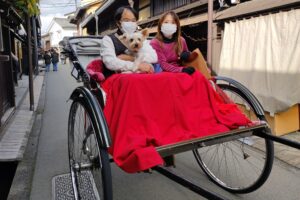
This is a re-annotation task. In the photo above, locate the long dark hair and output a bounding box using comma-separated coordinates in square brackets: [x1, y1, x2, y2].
[114, 6, 138, 25]
[156, 11, 182, 55]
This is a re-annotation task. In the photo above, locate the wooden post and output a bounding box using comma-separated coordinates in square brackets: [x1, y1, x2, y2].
[32, 16, 38, 75]
[95, 15, 98, 36]
[207, 0, 213, 69]
[26, 14, 34, 111]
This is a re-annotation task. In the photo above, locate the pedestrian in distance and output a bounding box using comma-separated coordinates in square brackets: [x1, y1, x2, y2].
[51, 48, 59, 71]
[60, 53, 66, 65]
[44, 50, 52, 72]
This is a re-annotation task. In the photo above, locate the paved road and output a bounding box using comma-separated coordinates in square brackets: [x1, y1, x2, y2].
[30, 64, 300, 200]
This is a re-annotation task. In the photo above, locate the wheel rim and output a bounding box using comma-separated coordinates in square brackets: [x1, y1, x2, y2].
[68, 101, 105, 200]
[194, 139, 270, 191]
[194, 84, 273, 193]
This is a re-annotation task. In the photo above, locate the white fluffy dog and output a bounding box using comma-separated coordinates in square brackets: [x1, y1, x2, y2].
[118, 29, 154, 73]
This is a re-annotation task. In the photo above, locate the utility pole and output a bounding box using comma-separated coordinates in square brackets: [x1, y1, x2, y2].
[207, 0, 213, 69]
[32, 17, 38, 75]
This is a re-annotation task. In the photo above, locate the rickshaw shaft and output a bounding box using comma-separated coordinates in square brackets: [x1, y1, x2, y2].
[255, 132, 300, 150]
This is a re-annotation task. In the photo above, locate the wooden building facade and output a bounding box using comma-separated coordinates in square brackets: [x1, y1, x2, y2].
[0, 0, 41, 128]
[68, 0, 103, 36]
[81, 0, 229, 66]
[81, 1, 253, 59]
[78, 0, 300, 69]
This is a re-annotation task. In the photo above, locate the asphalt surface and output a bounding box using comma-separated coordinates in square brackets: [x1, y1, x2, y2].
[30, 63, 300, 200]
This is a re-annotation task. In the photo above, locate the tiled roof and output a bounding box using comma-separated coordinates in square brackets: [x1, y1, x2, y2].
[53, 17, 76, 29]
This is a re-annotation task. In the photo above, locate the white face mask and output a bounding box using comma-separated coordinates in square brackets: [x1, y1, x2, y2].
[161, 23, 177, 37]
[121, 21, 137, 34]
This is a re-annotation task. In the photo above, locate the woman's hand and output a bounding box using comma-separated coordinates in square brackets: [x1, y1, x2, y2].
[138, 63, 154, 74]
[117, 54, 135, 61]
[182, 66, 195, 75]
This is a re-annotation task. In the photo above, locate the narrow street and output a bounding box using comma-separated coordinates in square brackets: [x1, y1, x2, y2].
[30, 63, 78, 199]
[30, 63, 300, 200]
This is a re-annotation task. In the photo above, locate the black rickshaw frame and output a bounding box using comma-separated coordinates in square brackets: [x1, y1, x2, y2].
[63, 36, 300, 200]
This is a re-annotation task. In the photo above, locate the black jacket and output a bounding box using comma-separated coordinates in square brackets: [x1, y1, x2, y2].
[44, 53, 51, 64]
[51, 52, 59, 63]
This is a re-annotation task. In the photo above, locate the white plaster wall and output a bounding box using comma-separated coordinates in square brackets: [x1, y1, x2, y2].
[49, 23, 63, 47]
[49, 23, 77, 47]
[62, 29, 77, 38]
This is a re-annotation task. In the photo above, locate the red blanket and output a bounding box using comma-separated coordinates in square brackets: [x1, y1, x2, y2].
[102, 72, 251, 173]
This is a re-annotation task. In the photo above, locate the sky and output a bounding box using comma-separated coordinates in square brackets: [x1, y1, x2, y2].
[40, 0, 79, 34]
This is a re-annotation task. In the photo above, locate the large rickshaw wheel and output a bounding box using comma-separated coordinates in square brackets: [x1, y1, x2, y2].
[68, 97, 112, 200]
[193, 83, 274, 193]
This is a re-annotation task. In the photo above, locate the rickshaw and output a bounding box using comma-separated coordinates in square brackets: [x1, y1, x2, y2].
[61, 36, 277, 200]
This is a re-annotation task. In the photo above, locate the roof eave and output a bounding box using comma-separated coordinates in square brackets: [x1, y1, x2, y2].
[214, 0, 300, 22]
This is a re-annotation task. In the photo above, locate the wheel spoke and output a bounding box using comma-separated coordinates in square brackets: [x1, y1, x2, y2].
[193, 84, 274, 193]
[68, 99, 112, 199]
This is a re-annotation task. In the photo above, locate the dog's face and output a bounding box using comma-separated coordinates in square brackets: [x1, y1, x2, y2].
[119, 29, 149, 53]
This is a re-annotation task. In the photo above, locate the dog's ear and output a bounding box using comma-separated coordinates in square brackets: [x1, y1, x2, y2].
[118, 33, 127, 41]
[141, 28, 149, 38]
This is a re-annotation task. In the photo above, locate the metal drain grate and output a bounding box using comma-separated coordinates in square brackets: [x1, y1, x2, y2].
[52, 172, 100, 200]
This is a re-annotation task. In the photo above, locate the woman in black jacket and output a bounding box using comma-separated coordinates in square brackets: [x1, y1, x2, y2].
[44, 51, 52, 72]
[51, 49, 59, 71]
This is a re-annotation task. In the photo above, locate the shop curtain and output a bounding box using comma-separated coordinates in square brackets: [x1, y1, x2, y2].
[217, 9, 300, 114]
